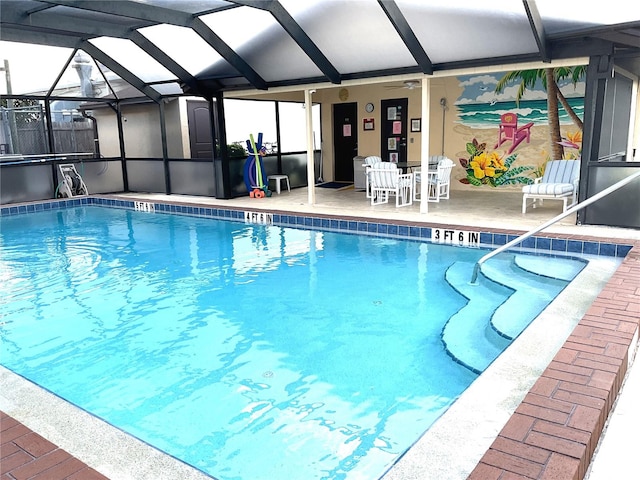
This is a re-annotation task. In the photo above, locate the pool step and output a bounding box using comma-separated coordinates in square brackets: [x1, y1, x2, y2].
[514, 254, 586, 282]
[442, 261, 512, 374]
[442, 254, 584, 374]
[481, 256, 576, 340]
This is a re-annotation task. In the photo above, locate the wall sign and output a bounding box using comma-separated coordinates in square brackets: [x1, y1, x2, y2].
[432, 228, 480, 247]
[134, 201, 155, 212]
[245, 211, 273, 225]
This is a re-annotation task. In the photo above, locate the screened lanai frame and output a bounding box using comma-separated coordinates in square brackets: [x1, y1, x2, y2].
[3, 1, 639, 93]
[0, 82, 322, 204]
[1, 0, 640, 225]
[0, 38, 323, 201]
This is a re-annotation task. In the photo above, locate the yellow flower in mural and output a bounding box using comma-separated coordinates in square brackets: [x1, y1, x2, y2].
[470, 151, 503, 178]
[489, 151, 506, 170]
[460, 138, 535, 187]
[470, 153, 494, 179]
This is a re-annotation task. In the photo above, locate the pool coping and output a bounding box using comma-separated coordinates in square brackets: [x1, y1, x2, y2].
[1, 195, 639, 480]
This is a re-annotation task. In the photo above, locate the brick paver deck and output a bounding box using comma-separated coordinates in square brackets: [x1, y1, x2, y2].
[468, 240, 640, 480]
[0, 411, 108, 480]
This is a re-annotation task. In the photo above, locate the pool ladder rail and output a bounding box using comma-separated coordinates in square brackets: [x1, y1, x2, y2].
[471, 169, 640, 284]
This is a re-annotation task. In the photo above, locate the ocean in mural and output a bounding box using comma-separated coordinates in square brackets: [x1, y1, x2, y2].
[455, 97, 584, 128]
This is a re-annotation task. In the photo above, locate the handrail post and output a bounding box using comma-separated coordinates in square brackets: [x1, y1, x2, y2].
[470, 170, 640, 285]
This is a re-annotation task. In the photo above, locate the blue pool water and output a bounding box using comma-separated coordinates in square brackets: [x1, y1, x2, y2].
[0, 206, 582, 479]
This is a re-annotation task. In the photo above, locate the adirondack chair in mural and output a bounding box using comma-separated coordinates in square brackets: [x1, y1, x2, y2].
[494, 112, 534, 154]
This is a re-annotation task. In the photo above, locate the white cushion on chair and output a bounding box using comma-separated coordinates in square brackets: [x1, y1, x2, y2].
[521, 159, 580, 214]
[522, 183, 574, 196]
[368, 162, 413, 207]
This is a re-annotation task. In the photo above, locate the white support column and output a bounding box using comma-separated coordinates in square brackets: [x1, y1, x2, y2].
[305, 88, 316, 205]
[420, 76, 431, 213]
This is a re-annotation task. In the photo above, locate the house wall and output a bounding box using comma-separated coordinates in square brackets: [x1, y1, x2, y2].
[304, 71, 587, 191]
[163, 99, 184, 158]
[121, 104, 162, 158]
[94, 100, 184, 158]
[93, 109, 119, 157]
[88, 66, 592, 192]
[178, 97, 193, 158]
[297, 82, 445, 182]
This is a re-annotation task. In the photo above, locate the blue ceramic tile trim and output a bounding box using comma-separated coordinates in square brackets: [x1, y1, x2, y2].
[1, 197, 633, 259]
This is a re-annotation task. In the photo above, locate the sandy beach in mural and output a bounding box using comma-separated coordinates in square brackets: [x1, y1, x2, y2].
[444, 71, 585, 193]
[447, 121, 579, 193]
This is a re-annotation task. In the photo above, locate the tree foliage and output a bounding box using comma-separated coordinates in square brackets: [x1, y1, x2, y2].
[494, 66, 586, 160]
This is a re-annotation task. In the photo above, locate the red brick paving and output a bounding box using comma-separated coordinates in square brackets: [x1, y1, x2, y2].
[468, 240, 640, 480]
[0, 411, 109, 480]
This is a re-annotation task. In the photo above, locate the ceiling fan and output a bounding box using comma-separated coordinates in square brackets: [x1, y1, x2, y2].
[385, 80, 421, 90]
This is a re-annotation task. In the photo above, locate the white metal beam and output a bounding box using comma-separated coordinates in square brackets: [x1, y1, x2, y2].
[305, 88, 316, 205]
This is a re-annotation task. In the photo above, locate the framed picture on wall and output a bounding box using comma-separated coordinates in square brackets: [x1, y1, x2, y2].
[389, 152, 398, 163]
[411, 118, 421, 132]
[363, 118, 375, 130]
[387, 137, 397, 150]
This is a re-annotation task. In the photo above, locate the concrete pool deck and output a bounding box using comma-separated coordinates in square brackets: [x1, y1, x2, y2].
[1, 188, 639, 479]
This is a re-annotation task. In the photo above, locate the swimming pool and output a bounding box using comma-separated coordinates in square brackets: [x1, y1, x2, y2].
[0, 203, 602, 479]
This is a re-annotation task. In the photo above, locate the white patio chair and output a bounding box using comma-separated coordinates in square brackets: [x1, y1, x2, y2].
[368, 161, 413, 207]
[522, 159, 580, 213]
[413, 156, 454, 202]
[363, 155, 382, 198]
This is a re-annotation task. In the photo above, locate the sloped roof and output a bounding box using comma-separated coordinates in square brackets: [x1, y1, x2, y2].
[1, 0, 639, 101]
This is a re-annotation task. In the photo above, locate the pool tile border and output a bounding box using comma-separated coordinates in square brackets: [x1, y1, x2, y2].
[0, 196, 633, 259]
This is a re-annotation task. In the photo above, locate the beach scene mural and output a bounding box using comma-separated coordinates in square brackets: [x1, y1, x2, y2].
[451, 67, 585, 189]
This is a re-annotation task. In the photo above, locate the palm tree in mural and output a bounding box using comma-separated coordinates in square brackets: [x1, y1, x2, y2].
[554, 66, 585, 130]
[494, 66, 585, 160]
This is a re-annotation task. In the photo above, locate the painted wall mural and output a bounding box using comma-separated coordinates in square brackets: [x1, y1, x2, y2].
[459, 138, 534, 187]
[454, 67, 585, 187]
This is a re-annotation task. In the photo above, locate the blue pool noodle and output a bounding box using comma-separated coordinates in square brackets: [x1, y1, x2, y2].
[243, 132, 267, 191]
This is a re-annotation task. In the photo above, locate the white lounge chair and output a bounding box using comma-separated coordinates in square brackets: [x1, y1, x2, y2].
[363, 155, 382, 198]
[368, 162, 413, 207]
[413, 156, 454, 202]
[522, 159, 580, 214]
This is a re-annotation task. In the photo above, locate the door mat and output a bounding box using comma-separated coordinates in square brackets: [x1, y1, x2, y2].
[316, 182, 354, 189]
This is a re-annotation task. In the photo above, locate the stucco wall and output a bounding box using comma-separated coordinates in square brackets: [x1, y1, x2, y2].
[93, 100, 184, 158]
[308, 70, 587, 190]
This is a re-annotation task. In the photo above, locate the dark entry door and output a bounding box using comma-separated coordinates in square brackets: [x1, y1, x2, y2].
[187, 100, 213, 159]
[381, 98, 408, 164]
[332, 102, 358, 182]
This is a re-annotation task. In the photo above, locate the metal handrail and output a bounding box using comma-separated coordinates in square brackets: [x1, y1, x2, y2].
[470, 169, 640, 284]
